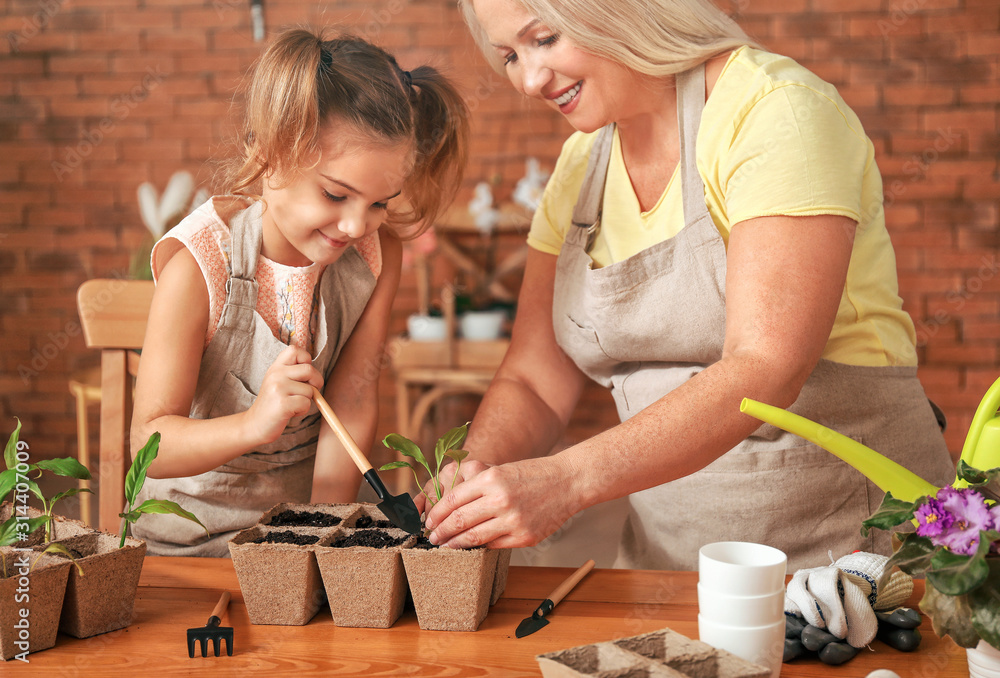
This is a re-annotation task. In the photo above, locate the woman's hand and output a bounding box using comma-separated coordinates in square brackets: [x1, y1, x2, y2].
[422, 456, 584, 549]
[412, 459, 492, 515]
[246, 344, 323, 445]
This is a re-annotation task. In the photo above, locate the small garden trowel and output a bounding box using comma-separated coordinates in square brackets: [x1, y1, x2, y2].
[311, 387, 421, 534]
[516, 559, 595, 638]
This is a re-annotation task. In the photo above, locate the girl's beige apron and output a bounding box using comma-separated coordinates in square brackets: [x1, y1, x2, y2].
[552, 64, 954, 572]
[133, 201, 376, 556]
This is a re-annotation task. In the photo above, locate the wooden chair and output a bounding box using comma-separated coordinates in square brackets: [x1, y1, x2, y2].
[76, 279, 154, 533]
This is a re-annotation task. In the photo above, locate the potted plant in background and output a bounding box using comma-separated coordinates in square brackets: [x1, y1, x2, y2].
[861, 460, 1000, 675]
[381, 423, 511, 631]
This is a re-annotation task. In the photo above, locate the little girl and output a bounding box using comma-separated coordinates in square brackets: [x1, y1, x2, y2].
[129, 28, 469, 556]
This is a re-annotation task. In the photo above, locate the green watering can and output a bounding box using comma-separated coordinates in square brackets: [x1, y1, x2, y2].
[739, 374, 1000, 502]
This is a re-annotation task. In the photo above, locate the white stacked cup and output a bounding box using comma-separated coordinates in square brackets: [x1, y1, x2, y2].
[697, 542, 787, 678]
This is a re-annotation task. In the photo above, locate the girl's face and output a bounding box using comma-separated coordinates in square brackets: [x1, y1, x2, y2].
[472, 0, 651, 133]
[261, 131, 411, 267]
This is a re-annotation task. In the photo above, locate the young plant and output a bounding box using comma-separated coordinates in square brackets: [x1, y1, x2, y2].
[379, 423, 470, 509]
[1, 417, 93, 543]
[119, 432, 208, 548]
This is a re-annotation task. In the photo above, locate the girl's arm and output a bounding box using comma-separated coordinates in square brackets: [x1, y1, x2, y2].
[311, 230, 403, 503]
[424, 214, 856, 548]
[132, 247, 322, 478]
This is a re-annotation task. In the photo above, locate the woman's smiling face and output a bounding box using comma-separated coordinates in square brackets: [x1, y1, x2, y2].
[472, 0, 648, 133]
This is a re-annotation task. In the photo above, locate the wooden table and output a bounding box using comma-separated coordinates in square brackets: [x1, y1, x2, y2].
[6, 557, 971, 676]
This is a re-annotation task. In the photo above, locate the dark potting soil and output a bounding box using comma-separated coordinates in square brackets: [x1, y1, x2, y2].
[266, 509, 343, 528]
[412, 535, 438, 550]
[250, 530, 320, 545]
[353, 515, 394, 529]
[331, 529, 407, 549]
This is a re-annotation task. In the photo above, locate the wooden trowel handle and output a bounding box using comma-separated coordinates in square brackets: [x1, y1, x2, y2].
[311, 386, 373, 474]
[549, 559, 596, 607]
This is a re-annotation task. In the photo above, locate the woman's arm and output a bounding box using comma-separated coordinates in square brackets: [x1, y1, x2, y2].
[311, 231, 403, 503]
[131, 247, 322, 478]
[424, 213, 856, 548]
[413, 248, 587, 512]
[466, 247, 588, 463]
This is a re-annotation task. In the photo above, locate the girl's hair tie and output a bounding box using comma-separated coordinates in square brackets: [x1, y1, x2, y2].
[402, 70, 412, 89]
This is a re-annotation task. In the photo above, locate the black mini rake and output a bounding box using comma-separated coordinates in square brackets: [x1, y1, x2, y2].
[187, 591, 234, 658]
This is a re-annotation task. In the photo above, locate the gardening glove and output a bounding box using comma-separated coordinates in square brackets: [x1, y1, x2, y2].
[833, 551, 913, 612]
[785, 561, 878, 648]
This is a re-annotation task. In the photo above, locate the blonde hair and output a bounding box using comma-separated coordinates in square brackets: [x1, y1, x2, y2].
[459, 0, 760, 76]
[222, 27, 469, 238]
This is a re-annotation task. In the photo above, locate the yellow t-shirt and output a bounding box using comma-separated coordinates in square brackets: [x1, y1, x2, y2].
[529, 46, 916, 367]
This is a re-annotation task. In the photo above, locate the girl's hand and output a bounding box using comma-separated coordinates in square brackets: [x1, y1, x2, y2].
[413, 459, 492, 516]
[246, 345, 324, 445]
[422, 456, 583, 550]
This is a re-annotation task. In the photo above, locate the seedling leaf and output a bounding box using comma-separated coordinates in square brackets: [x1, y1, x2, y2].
[0, 515, 49, 547]
[125, 432, 160, 508]
[42, 542, 85, 576]
[383, 433, 428, 471]
[379, 461, 414, 471]
[434, 424, 469, 469]
[35, 458, 91, 480]
[443, 449, 469, 464]
[4, 417, 21, 471]
[132, 499, 209, 536]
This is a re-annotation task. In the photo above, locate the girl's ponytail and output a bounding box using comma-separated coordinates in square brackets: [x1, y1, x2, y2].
[224, 29, 327, 195]
[394, 66, 469, 238]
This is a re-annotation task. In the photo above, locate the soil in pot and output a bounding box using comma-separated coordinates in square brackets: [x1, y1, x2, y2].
[315, 527, 416, 629]
[229, 525, 328, 626]
[265, 510, 344, 528]
[0, 549, 72, 661]
[249, 530, 321, 546]
[353, 515, 394, 529]
[401, 546, 500, 631]
[259, 502, 356, 529]
[47, 531, 147, 638]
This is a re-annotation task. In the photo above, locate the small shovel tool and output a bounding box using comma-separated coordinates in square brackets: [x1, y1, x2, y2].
[187, 591, 233, 658]
[516, 559, 595, 638]
[311, 386, 421, 534]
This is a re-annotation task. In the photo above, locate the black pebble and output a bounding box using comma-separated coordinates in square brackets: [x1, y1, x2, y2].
[876, 607, 922, 630]
[801, 624, 840, 652]
[819, 641, 860, 665]
[785, 614, 807, 638]
[783, 637, 808, 662]
[878, 626, 922, 652]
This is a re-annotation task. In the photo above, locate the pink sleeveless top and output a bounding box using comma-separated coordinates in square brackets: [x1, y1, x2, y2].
[151, 196, 381, 354]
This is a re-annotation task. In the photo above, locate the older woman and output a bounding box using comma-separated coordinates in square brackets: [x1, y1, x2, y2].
[421, 0, 955, 570]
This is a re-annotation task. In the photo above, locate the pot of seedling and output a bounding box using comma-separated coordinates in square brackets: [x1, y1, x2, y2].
[314, 504, 416, 629]
[381, 423, 511, 632]
[0, 547, 74, 661]
[229, 502, 353, 626]
[229, 523, 331, 625]
[240, 502, 357, 627]
[53, 432, 204, 639]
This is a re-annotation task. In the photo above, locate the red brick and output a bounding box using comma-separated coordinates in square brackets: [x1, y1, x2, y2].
[108, 10, 175, 30]
[925, 342, 998, 366]
[49, 54, 109, 75]
[884, 84, 956, 108]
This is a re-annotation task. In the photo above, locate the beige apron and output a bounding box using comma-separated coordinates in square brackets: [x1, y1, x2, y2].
[133, 201, 376, 556]
[552, 64, 955, 572]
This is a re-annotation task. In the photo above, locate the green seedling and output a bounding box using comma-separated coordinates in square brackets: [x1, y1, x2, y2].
[379, 423, 470, 509]
[119, 432, 209, 548]
[1, 417, 93, 543]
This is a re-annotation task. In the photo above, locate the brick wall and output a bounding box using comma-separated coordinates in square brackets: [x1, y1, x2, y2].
[1, 0, 997, 501]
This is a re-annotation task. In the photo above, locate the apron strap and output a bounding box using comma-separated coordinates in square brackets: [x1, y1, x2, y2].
[224, 200, 263, 313]
[676, 63, 709, 228]
[571, 124, 615, 229]
[570, 62, 711, 236]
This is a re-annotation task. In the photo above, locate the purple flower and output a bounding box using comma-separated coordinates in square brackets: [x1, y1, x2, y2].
[915, 497, 954, 537]
[931, 487, 994, 556]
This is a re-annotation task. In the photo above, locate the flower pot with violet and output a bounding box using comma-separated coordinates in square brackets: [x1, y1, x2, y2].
[380, 423, 511, 631]
[229, 502, 355, 625]
[861, 459, 1000, 659]
[314, 504, 416, 628]
[0, 548, 73, 661]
